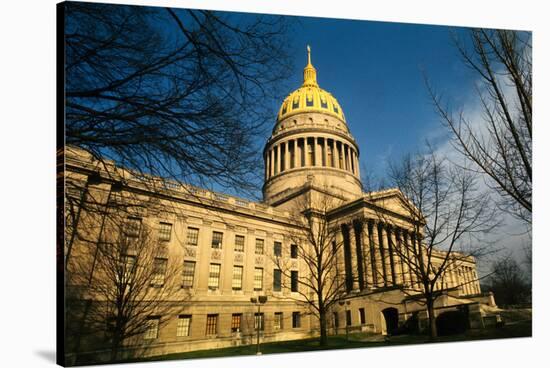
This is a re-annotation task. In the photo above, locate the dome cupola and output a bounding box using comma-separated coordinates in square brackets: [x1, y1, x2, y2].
[277, 46, 346, 124]
[263, 46, 363, 207]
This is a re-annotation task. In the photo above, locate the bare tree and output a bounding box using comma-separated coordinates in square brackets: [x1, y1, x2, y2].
[427, 29, 532, 223]
[488, 257, 531, 307]
[370, 146, 498, 338]
[66, 210, 186, 363]
[272, 193, 348, 347]
[62, 2, 292, 196]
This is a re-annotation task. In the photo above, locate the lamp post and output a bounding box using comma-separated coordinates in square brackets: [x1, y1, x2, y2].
[338, 300, 350, 341]
[250, 295, 268, 355]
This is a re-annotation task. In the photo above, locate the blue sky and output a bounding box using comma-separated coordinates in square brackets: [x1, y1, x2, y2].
[274, 16, 477, 181]
[258, 14, 531, 270]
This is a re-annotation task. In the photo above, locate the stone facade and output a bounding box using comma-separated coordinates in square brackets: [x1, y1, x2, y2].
[64, 47, 493, 363]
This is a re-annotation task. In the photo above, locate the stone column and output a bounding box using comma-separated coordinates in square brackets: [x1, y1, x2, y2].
[397, 229, 409, 287]
[274, 144, 280, 175]
[269, 148, 274, 177]
[414, 233, 425, 290]
[305, 138, 311, 167]
[330, 140, 335, 167]
[353, 221, 365, 290]
[265, 152, 269, 180]
[335, 142, 341, 169]
[387, 227, 401, 285]
[315, 137, 322, 167]
[354, 151, 360, 178]
[385, 226, 395, 284]
[292, 139, 298, 169]
[371, 222, 383, 287]
[328, 140, 333, 167]
[468, 268, 475, 295]
[348, 223, 359, 291]
[379, 224, 391, 286]
[363, 223, 373, 289]
[463, 267, 470, 295]
[335, 228, 346, 289]
[346, 145, 352, 172]
[284, 141, 290, 172]
[298, 138, 304, 167]
[449, 261, 458, 288]
[473, 270, 480, 294]
[323, 137, 328, 167]
[408, 232, 419, 289]
[351, 148, 357, 175]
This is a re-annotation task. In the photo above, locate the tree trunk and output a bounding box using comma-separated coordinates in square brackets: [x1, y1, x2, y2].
[319, 309, 328, 347]
[110, 332, 121, 362]
[427, 298, 437, 339]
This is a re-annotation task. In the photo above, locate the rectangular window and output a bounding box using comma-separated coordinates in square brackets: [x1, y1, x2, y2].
[274, 312, 283, 330]
[273, 269, 282, 292]
[231, 314, 242, 332]
[359, 308, 366, 324]
[205, 314, 218, 335]
[232, 266, 243, 290]
[176, 315, 191, 337]
[151, 258, 167, 287]
[235, 235, 245, 252]
[291, 271, 299, 292]
[254, 313, 265, 331]
[158, 222, 172, 242]
[274, 241, 282, 257]
[290, 244, 298, 258]
[126, 217, 141, 238]
[333, 312, 339, 328]
[182, 261, 196, 288]
[211, 231, 223, 249]
[208, 263, 221, 290]
[254, 268, 263, 291]
[292, 312, 301, 328]
[144, 316, 160, 339]
[255, 238, 264, 255]
[346, 310, 352, 326]
[186, 227, 199, 246]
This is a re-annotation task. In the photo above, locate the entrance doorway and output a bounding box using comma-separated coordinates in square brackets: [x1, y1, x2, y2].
[381, 307, 399, 335]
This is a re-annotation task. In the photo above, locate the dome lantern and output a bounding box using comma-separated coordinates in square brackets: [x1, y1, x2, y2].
[303, 45, 318, 87]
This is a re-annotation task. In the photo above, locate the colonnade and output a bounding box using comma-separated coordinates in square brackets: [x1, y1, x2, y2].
[335, 220, 480, 295]
[265, 136, 359, 179]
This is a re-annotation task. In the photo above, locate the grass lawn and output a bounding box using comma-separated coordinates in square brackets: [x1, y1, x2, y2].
[128, 319, 531, 363]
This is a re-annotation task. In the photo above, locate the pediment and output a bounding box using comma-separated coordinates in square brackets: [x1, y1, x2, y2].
[365, 188, 421, 220]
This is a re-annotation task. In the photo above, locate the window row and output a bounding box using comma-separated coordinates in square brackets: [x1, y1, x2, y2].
[188, 229, 299, 258]
[130, 257, 300, 291]
[142, 311, 303, 340]
[123, 219, 300, 259]
[205, 264, 299, 292]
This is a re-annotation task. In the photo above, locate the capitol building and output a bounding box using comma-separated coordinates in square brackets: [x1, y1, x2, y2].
[64, 47, 494, 363]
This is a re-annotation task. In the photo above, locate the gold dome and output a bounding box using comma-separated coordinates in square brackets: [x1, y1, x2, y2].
[277, 46, 346, 123]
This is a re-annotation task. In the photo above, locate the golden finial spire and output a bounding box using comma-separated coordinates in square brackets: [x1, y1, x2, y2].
[303, 44, 318, 86]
